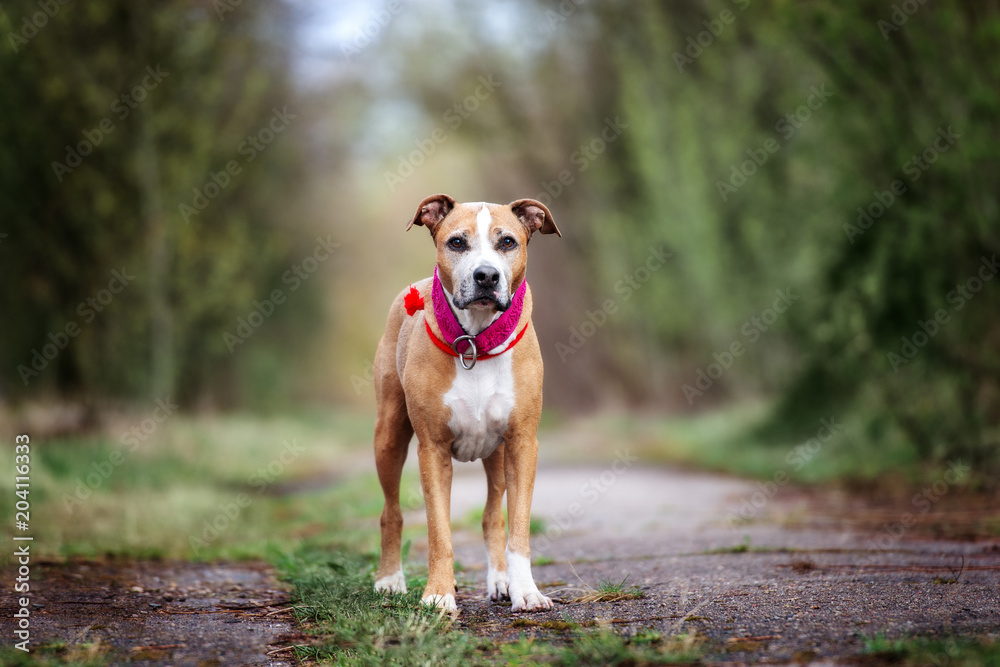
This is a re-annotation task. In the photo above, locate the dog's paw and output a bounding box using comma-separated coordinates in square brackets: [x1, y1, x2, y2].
[374, 570, 407, 594]
[421, 593, 458, 613]
[510, 590, 553, 612]
[505, 550, 552, 611]
[487, 566, 509, 601]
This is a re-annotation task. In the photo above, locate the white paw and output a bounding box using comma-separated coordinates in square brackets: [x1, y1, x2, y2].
[505, 550, 552, 612]
[487, 566, 509, 601]
[374, 570, 407, 594]
[421, 593, 457, 612]
[511, 590, 553, 612]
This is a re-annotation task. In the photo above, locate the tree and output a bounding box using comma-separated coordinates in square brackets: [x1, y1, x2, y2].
[0, 0, 316, 407]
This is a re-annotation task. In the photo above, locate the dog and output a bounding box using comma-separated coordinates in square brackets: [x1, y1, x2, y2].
[372, 194, 561, 613]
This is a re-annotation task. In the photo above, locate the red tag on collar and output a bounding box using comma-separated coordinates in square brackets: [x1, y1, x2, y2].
[404, 285, 425, 316]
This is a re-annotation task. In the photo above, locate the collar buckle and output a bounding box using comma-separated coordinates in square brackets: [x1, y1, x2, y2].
[452, 335, 478, 370]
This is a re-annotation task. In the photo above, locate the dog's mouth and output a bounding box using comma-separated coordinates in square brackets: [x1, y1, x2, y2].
[455, 292, 509, 311]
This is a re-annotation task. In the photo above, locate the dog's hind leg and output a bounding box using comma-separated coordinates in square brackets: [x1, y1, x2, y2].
[373, 374, 413, 594]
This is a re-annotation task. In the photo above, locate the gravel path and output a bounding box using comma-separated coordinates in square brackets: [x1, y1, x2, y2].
[436, 460, 1000, 663]
[0, 560, 299, 666]
[3, 452, 996, 665]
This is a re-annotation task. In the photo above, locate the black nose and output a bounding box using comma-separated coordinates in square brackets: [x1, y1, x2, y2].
[473, 266, 500, 289]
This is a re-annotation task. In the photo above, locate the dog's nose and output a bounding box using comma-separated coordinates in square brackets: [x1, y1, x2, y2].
[473, 266, 500, 289]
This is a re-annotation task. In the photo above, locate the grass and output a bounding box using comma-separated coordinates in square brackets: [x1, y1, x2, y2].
[3, 407, 992, 665]
[570, 574, 646, 604]
[862, 634, 1000, 666]
[511, 628, 701, 663]
[277, 544, 701, 665]
[0, 410, 703, 665]
[0, 640, 112, 666]
[0, 408, 387, 564]
[552, 404, 977, 487]
[459, 506, 546, 535]
[276, 545, 474, 665]
[698, 536, 800, 555]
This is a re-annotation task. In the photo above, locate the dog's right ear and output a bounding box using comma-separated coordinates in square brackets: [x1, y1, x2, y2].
[406, 194, 456, 237]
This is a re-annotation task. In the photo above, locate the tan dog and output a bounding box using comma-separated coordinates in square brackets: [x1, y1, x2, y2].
[372, 194, 561, 613]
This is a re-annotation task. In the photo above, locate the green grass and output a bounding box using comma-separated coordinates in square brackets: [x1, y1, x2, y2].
[275, 545, 474, 664]
[459, 506, 546, 536]
[0, 411, 704, 665]
[278, 543, 701, 664]
[862, 634, 1000, 666]
[4, 408, 990, 665]
[570, 574, 645, 604]
[0, 641, 111, 666]
[0, 409, 393, 564]
[555, 404, 963, 486]
[496, 628, 704, 665]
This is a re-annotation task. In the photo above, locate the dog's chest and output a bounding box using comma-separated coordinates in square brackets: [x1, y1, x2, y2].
[442, 353, 515, 462]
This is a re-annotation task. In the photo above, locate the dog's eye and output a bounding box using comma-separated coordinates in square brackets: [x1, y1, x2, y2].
[448, 237, 465, 250]
[500, 237, 517, 250]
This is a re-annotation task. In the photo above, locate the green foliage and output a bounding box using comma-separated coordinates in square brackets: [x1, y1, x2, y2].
[277, 546, 476, 666]
[863, 634, 1000, 667]
[576, 1, 1000, 474]
[0, 410, 380, 564]
[276, 545, 701, 666]
[0, 1, 316, 406]
[766, 1, 1000, 474]
[0, 642, 111, 667]
[422, 0, 999, 475]
[571, 575, 645, 603]
[4, 0, 997, 478]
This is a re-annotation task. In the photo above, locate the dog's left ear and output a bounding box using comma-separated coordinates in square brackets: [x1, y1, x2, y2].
[406, 194, 456, 238]
[509, 199, 561, 237]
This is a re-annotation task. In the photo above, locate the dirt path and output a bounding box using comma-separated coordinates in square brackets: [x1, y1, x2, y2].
[435, 461, 1000, 663]
[4, 452, 997, 665]
[0, 560, 299, 665]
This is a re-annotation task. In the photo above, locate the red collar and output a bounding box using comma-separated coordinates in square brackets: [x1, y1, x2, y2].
[423, 318, 527, 368]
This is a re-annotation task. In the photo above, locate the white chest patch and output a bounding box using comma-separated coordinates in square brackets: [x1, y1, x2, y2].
[443, 351, 515, 462]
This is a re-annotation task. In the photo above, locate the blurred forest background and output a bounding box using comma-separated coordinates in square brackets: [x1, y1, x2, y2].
[1, 0, 998, 477]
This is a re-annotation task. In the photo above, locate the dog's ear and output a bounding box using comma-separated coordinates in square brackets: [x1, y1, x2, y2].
[406, 194, 456, 237]
[509, 199, 561, 237]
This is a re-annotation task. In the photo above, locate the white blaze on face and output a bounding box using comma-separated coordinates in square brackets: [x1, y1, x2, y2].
[464, 206, 510, 301]
[446, 204, 513, 334]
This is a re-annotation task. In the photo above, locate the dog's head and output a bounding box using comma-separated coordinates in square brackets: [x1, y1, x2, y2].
[407, 194, 560, 328]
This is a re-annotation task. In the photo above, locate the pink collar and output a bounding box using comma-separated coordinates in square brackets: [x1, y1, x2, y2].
[432, 266, 526, 356]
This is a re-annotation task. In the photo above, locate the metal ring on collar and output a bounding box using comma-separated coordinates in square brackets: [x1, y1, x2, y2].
[452, 334, 478, 370]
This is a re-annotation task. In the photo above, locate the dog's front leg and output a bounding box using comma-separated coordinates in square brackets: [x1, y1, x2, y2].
[503, 433, 553, 612]
[417, 438, 457, 612]
[482, 446, 509, 601]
